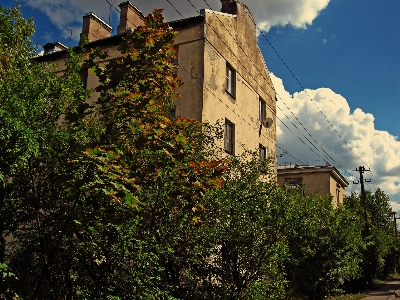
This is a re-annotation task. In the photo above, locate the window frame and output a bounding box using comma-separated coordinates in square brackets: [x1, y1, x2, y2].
[169, 105, 176, 119]
[259, 144, 267, 160]
[225, 63, 236, 98]
[259, 97, 266, 122]
[224, 119, 235, 154]
[80, 67, 88, 89]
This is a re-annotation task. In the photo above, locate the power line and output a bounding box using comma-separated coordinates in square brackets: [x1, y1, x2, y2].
[105, 0, 373, 186]
[252, 9, 376, 179]
[178, 0, 355, 178]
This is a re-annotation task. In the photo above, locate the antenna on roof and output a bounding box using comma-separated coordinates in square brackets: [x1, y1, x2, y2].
[65, 28, 73, 47]
[109, 0, 115, 26]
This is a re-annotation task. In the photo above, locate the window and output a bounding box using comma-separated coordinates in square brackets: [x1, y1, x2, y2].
[285, 177, 305, 197]
[225, 63, 236, 97]
[336, 188, 340, 205]
[171, 46, 179, 76]
[284, 177, 303, 186]
[224, 120, 235, 154]
[259, 144, 267, 159]
[259, 97, 266, 122]
[169, 106, 176, 119]
[80, 68, 88, 89]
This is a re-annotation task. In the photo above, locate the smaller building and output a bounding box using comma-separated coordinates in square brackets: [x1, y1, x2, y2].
[277, 165, 349, 206]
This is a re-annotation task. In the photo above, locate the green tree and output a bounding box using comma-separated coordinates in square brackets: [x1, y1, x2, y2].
[166, 155, 291, 299]
[0, 5, 91, 298]
[285, 190, 364, 300]
[344, 189, 396, 291]
[1, 6, 227, 299]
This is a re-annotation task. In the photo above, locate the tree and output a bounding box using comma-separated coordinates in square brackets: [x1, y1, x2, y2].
[164, 154, 291, 299]
[1, 6, 227, 299]
[285, 189, 364, 300]
[0, 5, 91, 298]
[344, 189, 396, 291]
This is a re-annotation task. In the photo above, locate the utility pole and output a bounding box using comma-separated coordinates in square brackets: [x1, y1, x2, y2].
[393, 212, 400, 272]
[353, 166, 371, 232]
[353, 166, 372, 286]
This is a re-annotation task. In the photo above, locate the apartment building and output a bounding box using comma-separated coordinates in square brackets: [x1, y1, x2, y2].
[37, 0, 277, 163]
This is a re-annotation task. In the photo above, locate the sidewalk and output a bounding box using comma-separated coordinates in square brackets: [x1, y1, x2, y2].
[361, 279, 400, 300]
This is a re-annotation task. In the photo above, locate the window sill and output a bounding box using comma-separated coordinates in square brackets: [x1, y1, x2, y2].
[225, 89, 236, 99]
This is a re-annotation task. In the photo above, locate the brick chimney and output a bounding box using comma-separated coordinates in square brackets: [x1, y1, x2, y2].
[43, 42, 68, 55]
[117, 1, 145, 35]
[221, 0, 238, 14]
[82, 12, 112, 42]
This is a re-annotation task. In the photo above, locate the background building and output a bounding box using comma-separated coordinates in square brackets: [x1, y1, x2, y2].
[277, 165, 349, 206]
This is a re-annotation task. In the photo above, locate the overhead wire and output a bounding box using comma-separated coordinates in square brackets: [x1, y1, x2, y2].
[178, 0, 356, 178]
[103, 0, 376, 187]
[249, 6, 380, 189]
[103, 0, 283, 157]
[164, 0, 311, 162]
[198, 0, 379, 187]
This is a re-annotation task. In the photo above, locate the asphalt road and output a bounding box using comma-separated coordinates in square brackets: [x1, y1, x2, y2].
[362, 279, 400, 299]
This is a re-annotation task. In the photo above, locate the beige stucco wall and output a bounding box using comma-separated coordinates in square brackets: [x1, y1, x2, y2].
[198, 7, 276, 162]
[173, 23, 205, 121]
[277, 169, 347, 207]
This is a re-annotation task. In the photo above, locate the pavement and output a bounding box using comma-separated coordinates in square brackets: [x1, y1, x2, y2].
[361, 279, 400, 299]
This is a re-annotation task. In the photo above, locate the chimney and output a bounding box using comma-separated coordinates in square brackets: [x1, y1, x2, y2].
[43, 42, 68, 55]
[118, 1, 145, 35]
[82, 12, 112, 43]
[221, 0, 238, 15]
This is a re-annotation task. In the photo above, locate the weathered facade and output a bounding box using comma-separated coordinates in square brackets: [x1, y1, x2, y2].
[37, 0, 277, 163]
[277, 165, 349, 206]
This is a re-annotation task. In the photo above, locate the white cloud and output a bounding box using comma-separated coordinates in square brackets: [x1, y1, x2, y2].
[390, 201, 400, 214]
[253, 0, 330, 32]
[23, 0, 113, 40]
[22, 0, 331, 41]
[271, 73, 400, 201]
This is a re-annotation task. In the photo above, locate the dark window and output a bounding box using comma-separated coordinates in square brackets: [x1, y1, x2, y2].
[224, 120, 235, 154]
[80, 68, 88, 89]
[169, 106, 176, 119]
[336, 188, 340, 205]
[259, 97, 266, 122]
[226, 63, 236, 97]
[284, 177, 305, 196]
[259, 144, 267, 159]
[171, 46, 179, 76]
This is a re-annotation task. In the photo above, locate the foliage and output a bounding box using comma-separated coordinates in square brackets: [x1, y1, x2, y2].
[285, 190, 364, 300]
[343, 189, 397, 292]
[1, 6, 227, 299]
[0, 4, 90, 299]
[161, 154, 291, 299]
[1, 4, 398, 300]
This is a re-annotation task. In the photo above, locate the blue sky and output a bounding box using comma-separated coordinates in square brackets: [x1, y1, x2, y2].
[2, 0, 400, 208]
[261, 0, 400, 138]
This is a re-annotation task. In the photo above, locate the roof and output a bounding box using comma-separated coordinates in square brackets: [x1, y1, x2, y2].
[277, 165, 349, 187]
[35, 14, 205, 62]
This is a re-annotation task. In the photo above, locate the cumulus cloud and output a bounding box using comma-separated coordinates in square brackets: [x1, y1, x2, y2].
[391, 201, 400, 215]
[22, 0, 117, 40]
[271, 73, 400, 202]
[252, 0, 330, 32]
[22, 0, 330, 41]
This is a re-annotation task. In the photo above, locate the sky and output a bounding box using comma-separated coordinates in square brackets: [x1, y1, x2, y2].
[2, 0, 400, 209]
